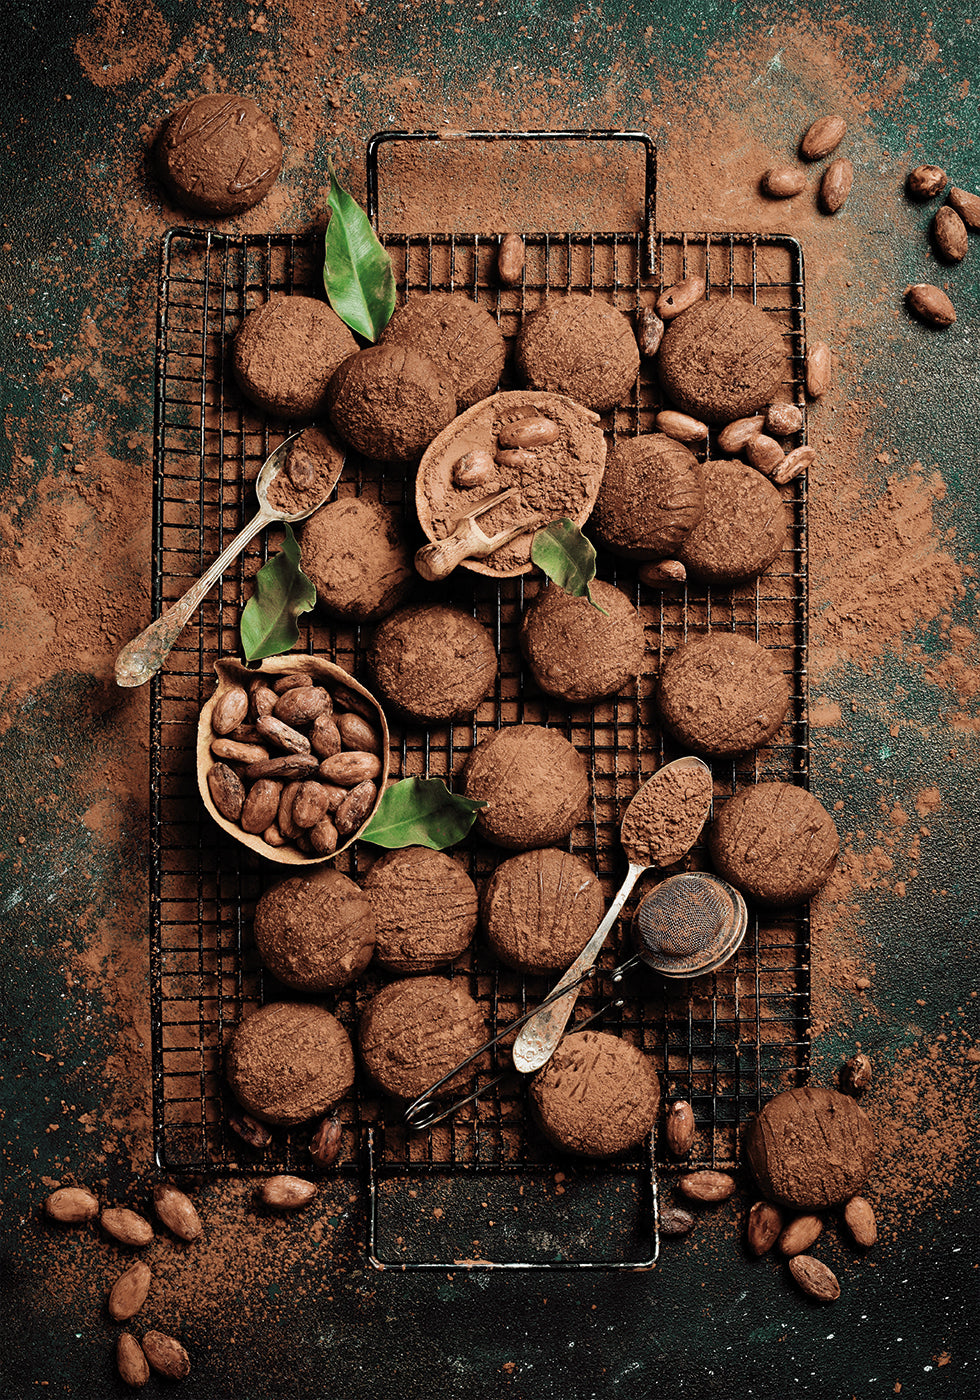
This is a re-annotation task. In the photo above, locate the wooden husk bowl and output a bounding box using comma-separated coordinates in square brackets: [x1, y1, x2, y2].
[197, 654, 390, 866]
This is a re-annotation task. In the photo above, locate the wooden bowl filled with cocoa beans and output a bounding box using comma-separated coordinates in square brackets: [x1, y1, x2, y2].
[197, 655, 390, 865]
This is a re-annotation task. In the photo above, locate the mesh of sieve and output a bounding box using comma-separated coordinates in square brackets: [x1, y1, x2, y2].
[635, 873, 748, 978]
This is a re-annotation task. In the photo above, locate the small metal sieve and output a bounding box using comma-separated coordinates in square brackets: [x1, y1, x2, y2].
[634, 872, 747, 978]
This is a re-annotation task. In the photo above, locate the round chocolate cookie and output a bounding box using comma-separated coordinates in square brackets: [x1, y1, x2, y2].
[358, 976, 487, 1100]
[326, 344, 457, 463]
[519, 581, 645, 703]
[226, 1001, 355, 1126]
[253, 867, 376, 992]
[678, 458, 788, 585]
[656, 632, 791, 757]
[364, 847, 478, 974]
[530, 1030, 660, 1158]
[367, 604, 497, 722]
[154, 93, 283, 217]
[233, 295, 358, 420]
[708, 781, 839, 906]
[658, 296, 786, 425]
[461, 724, 591, 850]
[515, 294, 640, 411]
[594, 432, 704, 560]
[379, 293, 506, 409]
[302, 498, 414, 623]
[481, 848, 604, 975]
[747, 1086, 876, 1209]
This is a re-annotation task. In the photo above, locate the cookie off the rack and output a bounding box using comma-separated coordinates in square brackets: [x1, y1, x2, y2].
[530, 1030, 660, 1158]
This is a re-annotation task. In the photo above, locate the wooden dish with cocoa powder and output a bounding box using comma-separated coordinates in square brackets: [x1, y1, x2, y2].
[197, 654, 390, 866]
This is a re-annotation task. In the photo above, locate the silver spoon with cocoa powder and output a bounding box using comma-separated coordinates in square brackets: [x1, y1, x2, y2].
[115, 429, 344, 688]
[510, 754, 714, 1074]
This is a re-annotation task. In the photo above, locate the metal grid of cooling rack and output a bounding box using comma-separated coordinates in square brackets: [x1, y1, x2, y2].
[149, 134, 811, 1267]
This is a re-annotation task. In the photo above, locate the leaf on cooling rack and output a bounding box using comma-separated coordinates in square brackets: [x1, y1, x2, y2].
[322, 158, 396, 342]
[530, 519, 608, 614]
[359, 777, 488, 851]
[240, 524, 316, 662]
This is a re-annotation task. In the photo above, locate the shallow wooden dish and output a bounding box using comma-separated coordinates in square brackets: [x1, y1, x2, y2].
[197, 654, 390, 866]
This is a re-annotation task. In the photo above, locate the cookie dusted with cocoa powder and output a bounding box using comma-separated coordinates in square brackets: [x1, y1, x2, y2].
[515, 293, 640, 411]
[233, 295, 357, 420]
[253, 867, 376, 992]
[154, 93, 283, 217]
[367, 604, 497, 722]
[226, 1002, 355, 1126]
[461, 723, 591, 850]
[379, 293, 506, 409]
[302, 498, 414, 623]
[656, 632, 791, 757]
[678, 459, 788, 586]
[519, 580, 646, 703]
[658, 296, 787, 425]
[481, 848, 604, 976]
[326, 343, 457, 463]
[594, 432, 704, 561]
[530, 1030, 660, 1158]
[358, 976, 487, 1100]
[364, 847, 478, 974]
[708, 781, 839, 906]
[747, 1086, 876, 1209]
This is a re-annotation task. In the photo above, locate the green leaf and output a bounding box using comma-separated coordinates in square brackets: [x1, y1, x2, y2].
[359, 777, 488, 851]
[323, 158, 396, 342]
[530, 519, 608, 614]
[240, 524, 317, 662]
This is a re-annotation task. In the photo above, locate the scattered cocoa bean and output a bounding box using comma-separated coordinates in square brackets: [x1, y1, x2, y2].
[638, 559, 686, 588]
[44, 1185, 99, 1224]
[319, 751, 383, 787]
[255, 713, 311, 755]
[142, 1331, 191, 1381]
[497, 231, 525, 285]
[947, 185, 980, 231]
[273, 685, 331, 727]
[211, 685, 249, 735]
[760, 166, 807, 198]
[310, 1115, 343, 1168]
[905, 283, 956, 328]
[772, 445, 816, 485]
[108, 1260, 152, 1322]
[843, 1195, 877, 1248]
[656, 274, 705, 320]
[636, 305, 665, 357]
[207, 763, 245, 821]
[746, 1199, 783, 1256]
[659, 1206, 695, 1238]
[841, 1051, 873, 1093]
[336, 711, 381, 754]
[260, 1175, 317, 1210]
[453, 449, 498, 490]
[677, 1170, 736, 1204]
[788, 1253, 840, 1302]
[800, 114, 846, 161]
[778, 1213, 824, 1256]
[101, 1208, 154, 1248]
[805, 341, 832, 398]
[152, 1183, 202, 1242]
[228, 1111, 272, 1150]
[240, 778, 282, 835]
[819, 157, 853, 214]
[210, 737, 269, 765]
[335, 779, 378, 838]
[116, 1333, 150, 1389]
[655, 410, 708, 443]
[272, 672, 312, 693]
[664, 1100, 696, 1157]
[717, 414, 765, 453]
[765, 401, 804, 436]
[907, 164, 947, 200]
[745, 433, 785, 474]
[933, 205, 968, 262]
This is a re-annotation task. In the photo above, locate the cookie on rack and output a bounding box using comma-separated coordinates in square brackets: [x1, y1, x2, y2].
[358, 976, 487, 1100]
[364, 846, 478, 974]
[302, 498, 414, 622]
[677, 458, 788, 586]
[708, 781, 839, 906]
[657, 296, 787, 425]
[593, 432, 704, 561]
[515, 293, 640, 412]
[233, 294, 358, 420]
[326, 343, 457, 463]
[253, 866, 376, 992]
[656, 631, 791, 757]
[519, 580, 646, 703]
[461, 723, 591, 850]
[480, 847, 604, 976]
[154, 92, 283, 217]
[226, 1001, 355, 1126]
[530, 1030, 660, 1157]
[379, 292, 506, 409]
[367, 603, 497, 722]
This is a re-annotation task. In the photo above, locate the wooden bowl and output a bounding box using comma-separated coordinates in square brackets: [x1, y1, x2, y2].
[197, 654, 390, 865]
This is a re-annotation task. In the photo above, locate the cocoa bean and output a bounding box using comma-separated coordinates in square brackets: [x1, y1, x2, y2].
[262, 823, 288, 848]
[291, 780, 329, 829]
[277, 781, 304, 841]
[947, 185, 980, 231]
[655, 410, 708, 443]
[659, 1206, 695, 1238]
[100, 1208, 154, 1248]
[453, 449, 499, 490]
[260, 1175, 317, 1210]
[841, 1051, 873, 1093]
[272, 672, 312, 693]
[905, 283, 956, 327]
[116, 1332, 150, 1388]
[656, 274, 705, 320]
[310, 1115, 343, 1168]
[636, 305, 665, 357]
[319, 751, 382, 787]
[772, 446, 816, 485]
[308, 815, 339, 855]
[664, 1100, 696, 1157]
[761, 166, 807, 198]
[745, 433, 785, 474]
[800, 114, 846, 161]
[805, 341, 832, 398]
[228, 1111, 272, 1150]
[677, 1170, 736, 1204]
[152, 1183, 202, 1242]
[933, 205, 968, 262]
[273, 685, 331, 727]
[211, 685, 249, 735]
[330, 683, 377, 721]
[207, 763, 245, 821]
[788, 1253, 840, 1302]
[907, 165, 947, 200]
[240, 778, 282, 835]
[336, 711, 381, 754]
[717, 415, 765, 453]
[44, 1186, 99, 1224]
[210, 737, 269, 765]
[819, 158, 853, 214]
[638, 559, 686, 588]
[494, 447, 533, 470]
[249, 681, 277, 718]
[843, 1195, 877, 1248]
[255, 713, 311, 755]
[765, 401, 804, 436]
[108, 1260, 152, 1322]
[497, 416, 561, 449]
[778, 1213, 824, 1256]
[746, 1199, 783, 1256]
[497, 231, 525, 285]
[310, 713, 342, 759]
[142, 1331, 191, 1380]
[335, 779, 378, 838]
[245, 754, 320, 782]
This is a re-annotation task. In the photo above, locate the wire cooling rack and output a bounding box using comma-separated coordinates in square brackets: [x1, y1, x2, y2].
[148, 130, 811, 1269]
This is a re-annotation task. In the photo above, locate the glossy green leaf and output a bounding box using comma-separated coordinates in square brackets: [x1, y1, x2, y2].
[530, 519, 608, 613]
[359, 777, 488, 851]
[240, 524, 317, 662]
[322, 159, 396, 342]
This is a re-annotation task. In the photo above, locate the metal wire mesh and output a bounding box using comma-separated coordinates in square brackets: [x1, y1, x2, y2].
[148, 148, 810, 1262]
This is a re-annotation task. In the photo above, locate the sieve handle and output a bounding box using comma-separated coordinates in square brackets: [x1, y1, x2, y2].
[511, 860, 647, 1075]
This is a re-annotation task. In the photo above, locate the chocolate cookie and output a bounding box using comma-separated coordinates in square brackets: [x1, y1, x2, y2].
[358, 976, 487, 1100]
[481, 848, 604, 975]
[519, 580, 646, 703]
[302, 498, 414, 623]
[658, 296, 786, 425]
[364, 847, 478, 974]
[515, 293, 640, 411]
[253, 867, 376, 992]
[367, 604, 497, 722]
[656, 632, 791, 757]
[154, 93, 283, 217]
[226, 1002, 355, 1126]
[708, 782, 839, 906]
[594, 432, 704, 560]
[461, 724, 591, 850]
[747, 1086, 876, 1209]
[233, 295, 357, 420]
[379, 292, 506, 409]
[678, 459, 788, 585]
[326, 343, 457, 463]
[530, 1030, 660, 1158]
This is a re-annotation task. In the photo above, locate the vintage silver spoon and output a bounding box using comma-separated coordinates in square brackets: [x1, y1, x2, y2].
[510, 754, 714, 1075]
[114, 432, 343, 688]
